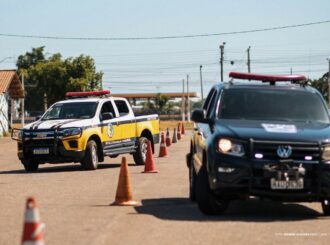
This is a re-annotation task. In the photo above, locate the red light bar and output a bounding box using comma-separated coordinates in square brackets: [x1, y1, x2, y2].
[65, 90, 110, 98]
[229, 72, 306, 82]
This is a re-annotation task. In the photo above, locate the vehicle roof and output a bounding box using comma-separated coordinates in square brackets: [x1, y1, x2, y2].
[215, 81, 318, 93]
[54, 96, 127, 104]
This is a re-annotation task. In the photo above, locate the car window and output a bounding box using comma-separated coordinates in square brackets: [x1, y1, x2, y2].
[100, 101, 115, 118]
[114, 100, 130, 117]
[218, 88, 330, 123]
[206, 89, 218, 118]
[42, 102, 98, 120]
[203, 88, 216, 111]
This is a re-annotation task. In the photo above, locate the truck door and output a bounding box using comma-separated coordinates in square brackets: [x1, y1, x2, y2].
[196, 88, 218, 162]
[99, 101, 121, 154]
[113, 99, 136, 149]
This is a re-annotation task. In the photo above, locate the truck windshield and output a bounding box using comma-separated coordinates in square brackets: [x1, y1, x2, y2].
[42, 102, 98, 120]
[218, 88, 330, 123]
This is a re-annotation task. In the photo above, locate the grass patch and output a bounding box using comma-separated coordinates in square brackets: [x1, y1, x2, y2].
[159, 120, 194, 131]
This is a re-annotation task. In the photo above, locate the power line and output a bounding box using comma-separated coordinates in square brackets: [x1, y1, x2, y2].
[0, 20, 329, 41]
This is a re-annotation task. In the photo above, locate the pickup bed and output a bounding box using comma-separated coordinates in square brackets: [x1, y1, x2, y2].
[12, 91, 159, 171]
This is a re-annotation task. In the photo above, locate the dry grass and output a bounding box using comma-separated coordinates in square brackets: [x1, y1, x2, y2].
[12, 124, 22, 129]
[159, 120, 194, 131]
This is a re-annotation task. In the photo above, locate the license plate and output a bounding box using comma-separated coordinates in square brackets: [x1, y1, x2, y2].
[270, 178, 304, 190]
[33, 148, 49, 155]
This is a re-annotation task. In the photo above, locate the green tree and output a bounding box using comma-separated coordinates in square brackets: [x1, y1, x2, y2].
[310, 72, 329, 101]
[16, 47, 103, 112]
[16, 47, 46, 112]
[154, 93, 169, 113]
[192, 99, 204, 110]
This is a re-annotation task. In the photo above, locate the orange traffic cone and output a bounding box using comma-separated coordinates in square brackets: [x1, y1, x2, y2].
[181, 122, 186, 135]
[172, 128, 178, 143]
[177, 123, 182, 140]
[159, 132, 168, 157]
[165, 128, 172, 147]
[22, 197, 45, 245]
[142, 140, 158, 173]
[111, 157, 138, 206]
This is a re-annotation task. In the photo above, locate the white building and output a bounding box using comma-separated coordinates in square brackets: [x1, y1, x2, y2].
[0, 70, 24, 137]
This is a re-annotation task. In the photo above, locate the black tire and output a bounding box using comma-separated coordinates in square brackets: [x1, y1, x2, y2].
[196, 165, 228, 215]
[133, 137, 149, 165]
[81, 140, 99, 170]
[21, 160, 39, 172]
[322, 199, 330, 216]
[189, 154, 197, 201]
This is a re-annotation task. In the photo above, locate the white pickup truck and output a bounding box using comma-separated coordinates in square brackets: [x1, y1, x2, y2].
[12, 90, 160, 171]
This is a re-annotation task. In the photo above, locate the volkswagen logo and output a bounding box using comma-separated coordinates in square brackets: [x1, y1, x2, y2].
[277, 145, 292, 158]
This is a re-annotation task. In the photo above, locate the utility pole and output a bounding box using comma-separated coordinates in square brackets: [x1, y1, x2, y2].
[199, 65, 204, 101]
[219, 42, 226, 82]
[247, 46, 251, 73]
[327, 59, 330, 106]
[181, 79, 185, 122]
[290, 68, 293, 75]
[21, 74, 25, 127]
[186, 74, 190, 122]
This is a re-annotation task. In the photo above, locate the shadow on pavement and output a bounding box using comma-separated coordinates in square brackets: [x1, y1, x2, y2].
[134, 197, 324, 222]
[0, 162, 134, 174]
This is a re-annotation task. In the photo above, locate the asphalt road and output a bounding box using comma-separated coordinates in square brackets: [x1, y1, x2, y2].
[0, 133, 329, 245]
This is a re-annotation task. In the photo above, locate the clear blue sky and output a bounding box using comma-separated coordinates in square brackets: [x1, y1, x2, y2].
[1, 0, 330, 96]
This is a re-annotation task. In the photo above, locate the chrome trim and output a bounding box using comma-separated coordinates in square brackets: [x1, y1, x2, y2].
[293, 160, 319, 164]
[25, 137, 55, 140]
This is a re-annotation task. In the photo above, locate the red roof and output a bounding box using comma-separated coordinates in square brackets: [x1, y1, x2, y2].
[0, 70, 24, 99]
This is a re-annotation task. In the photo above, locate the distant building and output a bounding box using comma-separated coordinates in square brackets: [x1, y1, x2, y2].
[0, 70, 24, 136]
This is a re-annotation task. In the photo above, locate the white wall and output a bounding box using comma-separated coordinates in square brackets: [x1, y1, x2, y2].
[0, 93, 9, 137]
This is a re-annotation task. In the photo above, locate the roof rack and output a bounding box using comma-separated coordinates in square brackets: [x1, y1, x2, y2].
[65, 90, 111, 98]
[229, 72, 306, 85]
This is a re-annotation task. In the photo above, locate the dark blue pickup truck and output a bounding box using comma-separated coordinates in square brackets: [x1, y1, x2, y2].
[187, 72, 330, 215]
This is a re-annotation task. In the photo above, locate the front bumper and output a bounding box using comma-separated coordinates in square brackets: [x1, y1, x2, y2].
[18, 142, 85, 163]
[17, 131, 85, 163]
[208, 154, 330, 202]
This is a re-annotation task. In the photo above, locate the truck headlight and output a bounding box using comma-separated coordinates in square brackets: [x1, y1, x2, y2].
[18, 130, 23, 140]
[11, 129, 22, 141]
[322, 145, 330, 161]
[217, 138, 245, 157]
[60, 128, 82, 138]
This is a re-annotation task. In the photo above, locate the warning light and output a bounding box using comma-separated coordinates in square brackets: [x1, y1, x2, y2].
[65, 90, 110, 98]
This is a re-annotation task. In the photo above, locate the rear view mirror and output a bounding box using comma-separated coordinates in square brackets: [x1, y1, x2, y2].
[191, 109, 209, 123]
[102, 112, 114, 120]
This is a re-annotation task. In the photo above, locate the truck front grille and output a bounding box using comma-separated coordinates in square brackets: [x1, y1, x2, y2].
[252, 140, 320, 162]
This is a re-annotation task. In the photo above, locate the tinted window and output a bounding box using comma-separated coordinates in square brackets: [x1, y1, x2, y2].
[100, 101, 115, 116]
[203, 88, 216, 111]
[115, 100, 129, 116]
[43, 102, 98, 120]
[218, 88, 329, 123]
[206, 90, 218, 118]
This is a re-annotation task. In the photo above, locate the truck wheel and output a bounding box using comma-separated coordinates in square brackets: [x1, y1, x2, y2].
[133, 137, 149, 165]
[81, 140, 99, 170]
[21, 160, 39, 172]
[196, 164, 228, 215]
[189, 154, 197, 201]
[322, 199, 330, 216]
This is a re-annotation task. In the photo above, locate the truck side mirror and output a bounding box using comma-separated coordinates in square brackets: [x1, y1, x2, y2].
[191, 109, 209, 123]
[101, 112, 114, 120]
[35, 115, 42, 121]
